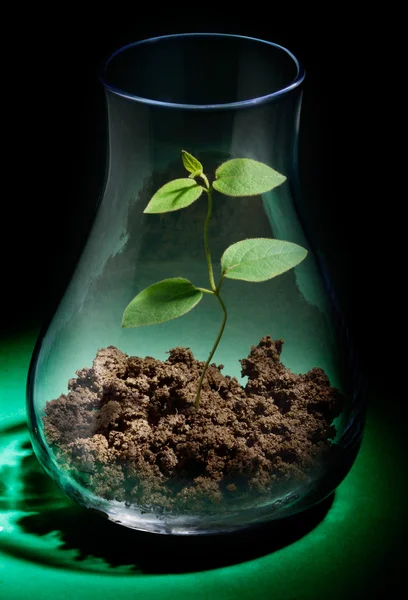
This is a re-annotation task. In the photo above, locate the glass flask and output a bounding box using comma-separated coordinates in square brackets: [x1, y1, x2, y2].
[26, 33, 364, 535]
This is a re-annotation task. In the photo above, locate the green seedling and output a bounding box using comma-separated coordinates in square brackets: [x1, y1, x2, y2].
[122, 151, 307, 408]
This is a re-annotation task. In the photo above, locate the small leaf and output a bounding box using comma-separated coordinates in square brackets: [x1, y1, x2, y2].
[122, 277, 203, 327]
[144, 179, 204, 214]
[213, 158, 286, 197]
[221, 238, 307, 282]
[181, 150, 203, 176]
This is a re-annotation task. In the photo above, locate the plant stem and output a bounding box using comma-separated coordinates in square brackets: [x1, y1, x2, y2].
[196, 287, 214, 295]
[194, 290, 228, 409]
[194, 178, 229, 408]
[200, 173, 210, 189]
[204, 186, 216, 293]
[216, 275, 225, 294]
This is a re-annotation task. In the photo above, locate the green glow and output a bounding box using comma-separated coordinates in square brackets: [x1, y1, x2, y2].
[0, 330, 403, 598]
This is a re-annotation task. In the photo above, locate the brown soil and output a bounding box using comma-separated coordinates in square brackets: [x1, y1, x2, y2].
[43, 336, 343, 513]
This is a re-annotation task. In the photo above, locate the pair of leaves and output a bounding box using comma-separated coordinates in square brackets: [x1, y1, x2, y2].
[143, 151, 204, 214]
[122, 239, 307, 327]
[144, 153, 286, 214]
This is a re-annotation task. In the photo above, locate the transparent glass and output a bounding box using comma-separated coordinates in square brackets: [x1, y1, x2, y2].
[27, 33, 364, 535]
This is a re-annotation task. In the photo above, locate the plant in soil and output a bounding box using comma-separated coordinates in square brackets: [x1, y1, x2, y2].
[43, 152, 344, 514]
[122, 151, 307, 407]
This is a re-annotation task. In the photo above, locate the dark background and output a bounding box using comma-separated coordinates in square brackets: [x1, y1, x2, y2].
[2, 9, 389, 384]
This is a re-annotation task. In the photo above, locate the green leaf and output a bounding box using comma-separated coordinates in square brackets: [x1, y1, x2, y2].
[144, 179, 204, 214]
[122, 277, 203, 327]
[213, 158, 287, 197]
[221, 238, 307, 282]
[181, 150, 203, 176]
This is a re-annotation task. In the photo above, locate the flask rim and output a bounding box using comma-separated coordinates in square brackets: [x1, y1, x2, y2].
[100, 32, 305, 110]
